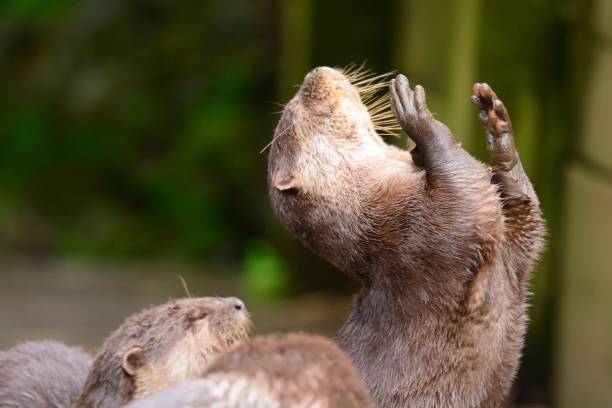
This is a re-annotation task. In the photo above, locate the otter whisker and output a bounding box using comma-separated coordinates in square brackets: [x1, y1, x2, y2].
[340, 61, 370, 81]
[370, 114, 397, 121]
[359, 86, 388, 100]
[345, 68, 401, 139]
[369, 102, 392, 115]
[366, 103, 389, 114]
[372, 121, 400, 127]
[345, 69, 390, 88]
[177, 275, 193, 298]
[352, 73, 393, 88]
[359, 84, 387, 95]
[360, 90, 383, 100]
[267, 100, 286, 108]
[260, 123, 293, 154]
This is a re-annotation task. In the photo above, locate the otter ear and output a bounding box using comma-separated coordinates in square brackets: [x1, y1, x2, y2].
[273, 169, 300, 191]
[122, 346, 145, 376]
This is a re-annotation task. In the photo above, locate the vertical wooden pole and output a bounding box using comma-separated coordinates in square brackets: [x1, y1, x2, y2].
[556, 1, 612, 405]
[278, 0, 313, 101]
[395, 0, 481, 146]
[446, 0, 482, 149]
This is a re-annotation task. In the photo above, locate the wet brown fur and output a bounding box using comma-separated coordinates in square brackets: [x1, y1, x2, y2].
[203, 333, 373, 407]
[267, 67, 545, 407]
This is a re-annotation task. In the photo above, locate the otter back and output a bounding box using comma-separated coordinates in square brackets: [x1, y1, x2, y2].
[0, 341, 93, 408]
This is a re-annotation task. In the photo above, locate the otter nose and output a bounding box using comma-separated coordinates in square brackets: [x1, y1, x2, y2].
[302, 66, 340, 100]
[225, 297, 245, 312]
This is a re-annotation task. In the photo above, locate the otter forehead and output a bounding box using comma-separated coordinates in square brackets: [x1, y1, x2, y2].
[171, 297, 245, 315]
[114, 297, 249, 352]
[159, 296, 245, 316]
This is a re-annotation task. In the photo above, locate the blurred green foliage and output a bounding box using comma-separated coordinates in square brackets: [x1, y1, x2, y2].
[0, 0, 278, 260]
[242, 238, 289, 298]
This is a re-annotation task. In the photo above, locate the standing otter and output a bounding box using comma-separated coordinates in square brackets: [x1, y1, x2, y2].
[267, 67, 544, 407]
[75, 296, 250, 408]
[124, 333, 373, 407]
[0, 341, 93, 408]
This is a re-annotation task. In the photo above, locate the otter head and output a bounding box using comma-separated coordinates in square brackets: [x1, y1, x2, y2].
[76, 297, 250, 408]
[268, 66, 411, 281]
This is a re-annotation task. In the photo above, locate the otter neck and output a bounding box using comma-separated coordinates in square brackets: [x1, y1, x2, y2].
[74, 367, 134, 408]
[350, 262, 475, 316]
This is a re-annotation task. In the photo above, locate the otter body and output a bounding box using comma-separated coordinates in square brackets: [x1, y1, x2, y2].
[0, 341, 92, 408]
[76, 296, 250, 408]
[268, 68, 544, 407]
[125, 333, 373, 408]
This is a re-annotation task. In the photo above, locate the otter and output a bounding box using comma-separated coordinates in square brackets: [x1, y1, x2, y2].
[75, 296, 250, 408]
[0, 341, 93, 408]
[267, 67, 544, 407]
[124, 333, 373, 407]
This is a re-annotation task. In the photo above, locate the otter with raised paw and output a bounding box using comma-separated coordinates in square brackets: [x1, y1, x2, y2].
[125, 333, 373, 408]
[267, 67, 544, 407]
[75, 296, 250, 408]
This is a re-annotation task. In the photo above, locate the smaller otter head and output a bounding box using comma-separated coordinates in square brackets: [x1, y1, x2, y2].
[76, 297, 250, 408]
[268, 66, 409, 279]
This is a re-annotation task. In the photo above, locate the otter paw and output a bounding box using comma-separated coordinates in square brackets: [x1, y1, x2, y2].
[390, 74, 432, 144]
[471, 83, 517, 172]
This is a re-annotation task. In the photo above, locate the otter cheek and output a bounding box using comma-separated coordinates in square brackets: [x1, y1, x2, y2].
[212, 311, 251, 348]
[133, 354, 202, 401]
[193, 318, 216, 351]
[135, 324, 217, 401]
[133, 366, 170, 401]
[237, 311, 252, 341]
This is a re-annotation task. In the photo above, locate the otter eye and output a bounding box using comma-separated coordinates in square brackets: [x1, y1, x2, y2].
[188, 311, 208, 323]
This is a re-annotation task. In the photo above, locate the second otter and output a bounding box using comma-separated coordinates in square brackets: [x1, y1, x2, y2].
[125, 333, 373, 408]
[75, 296, 250, 408]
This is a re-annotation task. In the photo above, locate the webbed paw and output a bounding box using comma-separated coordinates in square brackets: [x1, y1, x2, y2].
[390, 74, 432, 144]
[471, 83, 517, 172]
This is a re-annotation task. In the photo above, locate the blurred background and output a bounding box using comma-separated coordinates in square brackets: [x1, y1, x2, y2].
[0, 0, 609, 406]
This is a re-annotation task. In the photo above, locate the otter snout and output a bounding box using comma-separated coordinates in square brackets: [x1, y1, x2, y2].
[301, 66, 343, 101]
[224, 297, 245, 312]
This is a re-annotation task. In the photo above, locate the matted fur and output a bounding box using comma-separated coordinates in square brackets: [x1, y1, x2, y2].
[267, 67, 545, 407]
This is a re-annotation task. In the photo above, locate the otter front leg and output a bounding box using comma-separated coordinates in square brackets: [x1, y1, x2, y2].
[471, 83, 545, 284]
[471, 83, 536, 201]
